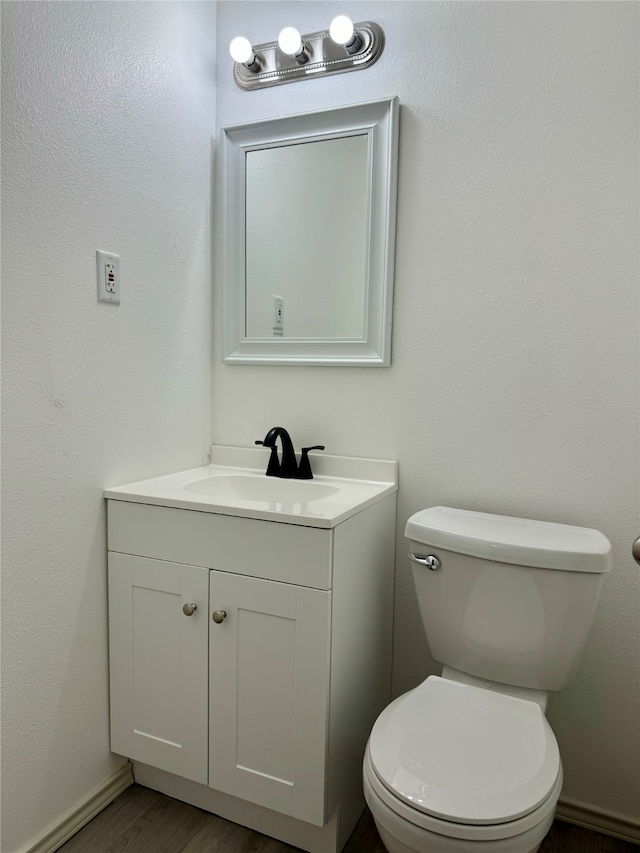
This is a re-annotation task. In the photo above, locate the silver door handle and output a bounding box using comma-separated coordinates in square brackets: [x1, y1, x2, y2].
[633, 537, 640, 566]
[408, 553, 441, 571]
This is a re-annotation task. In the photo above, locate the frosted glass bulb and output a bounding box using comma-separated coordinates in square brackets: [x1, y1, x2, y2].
[230, 36, 254, 65]
[329, 15, 355, 46]
[278, 26, 302, 56]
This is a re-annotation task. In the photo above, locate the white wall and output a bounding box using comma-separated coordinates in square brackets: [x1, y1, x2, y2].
[2, 2, 637, 848]
[214, 1, 639, 825]
[1, 3, 216, 850]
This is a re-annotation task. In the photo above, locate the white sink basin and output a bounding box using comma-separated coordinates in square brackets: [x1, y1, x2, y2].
[104, 446, 398, 528]
[183, 475, 339, 504]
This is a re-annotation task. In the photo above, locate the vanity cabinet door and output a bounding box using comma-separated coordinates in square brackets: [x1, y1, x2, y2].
[108, 553, 210, 784]
[209, 570, 331, 826]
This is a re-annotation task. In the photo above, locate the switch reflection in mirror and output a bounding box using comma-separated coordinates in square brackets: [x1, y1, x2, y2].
[245, 134, 369, 339]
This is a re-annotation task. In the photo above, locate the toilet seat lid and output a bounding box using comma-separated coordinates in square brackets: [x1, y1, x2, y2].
[368, 676, 560, 825]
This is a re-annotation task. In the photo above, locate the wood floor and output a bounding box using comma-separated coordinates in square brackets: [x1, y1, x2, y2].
[57, 784, 637, 853]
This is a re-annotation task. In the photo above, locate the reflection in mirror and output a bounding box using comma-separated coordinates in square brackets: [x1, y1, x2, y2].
[222, 97, 399, 365]
[245, 135, 369, 339]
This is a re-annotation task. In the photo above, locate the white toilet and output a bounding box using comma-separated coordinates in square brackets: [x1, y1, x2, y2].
[364, 506, 611, 853]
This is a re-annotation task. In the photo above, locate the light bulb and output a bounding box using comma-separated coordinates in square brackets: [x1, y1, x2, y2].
[278, 26, 310, 64]
[329, 15, 354, 45]
[278, 26, 303, 56]
[329, 15, 362, 54]
[229, 36, 254, 65]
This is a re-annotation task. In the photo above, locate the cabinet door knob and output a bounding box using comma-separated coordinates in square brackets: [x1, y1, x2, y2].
[212, 610, 227, 624]
[633, 536, 640, 566]
[182, 603, 197, 616]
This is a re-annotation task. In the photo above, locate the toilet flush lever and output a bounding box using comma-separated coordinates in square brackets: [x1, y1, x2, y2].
[408, 553, 441, 571]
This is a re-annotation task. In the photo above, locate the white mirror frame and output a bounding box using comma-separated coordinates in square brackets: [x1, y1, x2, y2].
[221, 97, 399, 366]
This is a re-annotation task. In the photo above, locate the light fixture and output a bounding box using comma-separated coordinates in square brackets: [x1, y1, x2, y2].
[230, 19, 384, 90]
[277, 26, 310, 64]
[229, 36, 262, 72]
[329, 15, 362, 55]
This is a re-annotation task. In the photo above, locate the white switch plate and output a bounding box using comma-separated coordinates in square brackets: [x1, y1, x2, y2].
[97, 250, 120, 304]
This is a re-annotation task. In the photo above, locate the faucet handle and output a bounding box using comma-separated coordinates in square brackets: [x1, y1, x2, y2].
[255, 440, 281, 476]
[298, 446, 325, 480]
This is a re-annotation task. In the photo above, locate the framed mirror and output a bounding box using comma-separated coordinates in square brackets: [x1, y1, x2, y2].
[221, 97, 399, 365]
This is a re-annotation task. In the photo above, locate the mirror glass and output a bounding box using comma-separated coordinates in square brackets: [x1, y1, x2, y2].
[245, 135, 368, 339]
[222, 97, 399, 365]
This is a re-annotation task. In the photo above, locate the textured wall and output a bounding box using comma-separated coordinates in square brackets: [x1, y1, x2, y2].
[213, 1, 639, 822]
[1, 3, 216, 850]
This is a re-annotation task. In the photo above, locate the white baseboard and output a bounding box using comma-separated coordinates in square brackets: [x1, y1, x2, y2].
[556, 796, 640, 845]
[20, 763, 133, 853]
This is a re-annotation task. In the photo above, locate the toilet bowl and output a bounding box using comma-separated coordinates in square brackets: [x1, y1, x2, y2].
[364, 676, 562, 853]
[364, 749, 561, 853]
[364, 506, 611, 853]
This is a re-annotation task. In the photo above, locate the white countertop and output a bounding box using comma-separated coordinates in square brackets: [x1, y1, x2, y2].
[104, 445, 398, 528]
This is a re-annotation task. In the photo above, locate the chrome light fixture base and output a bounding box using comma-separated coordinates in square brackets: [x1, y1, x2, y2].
[233, 22, 384, 90]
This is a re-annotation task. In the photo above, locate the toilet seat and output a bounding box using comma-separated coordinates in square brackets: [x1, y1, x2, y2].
[364, 748, 563, 847]
[368, 676, 561, 827]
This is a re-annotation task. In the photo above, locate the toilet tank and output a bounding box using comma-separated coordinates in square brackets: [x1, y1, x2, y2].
[405, 507, 612, 691]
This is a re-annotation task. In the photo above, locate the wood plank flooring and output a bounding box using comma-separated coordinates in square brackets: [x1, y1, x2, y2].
[58, 784, 637, 853]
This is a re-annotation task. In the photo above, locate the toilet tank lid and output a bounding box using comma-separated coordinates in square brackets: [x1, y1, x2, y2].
[405, 507, 612, 573]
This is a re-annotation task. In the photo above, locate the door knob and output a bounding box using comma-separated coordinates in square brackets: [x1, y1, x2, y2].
[633, 537, 640, 566]
[212, 610, 227, 624]
[182, 603, 197, 616]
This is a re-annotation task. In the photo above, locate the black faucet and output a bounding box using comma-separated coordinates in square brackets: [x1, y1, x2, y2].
[255, 427, 325, 479]
[256, 427, 299, 478]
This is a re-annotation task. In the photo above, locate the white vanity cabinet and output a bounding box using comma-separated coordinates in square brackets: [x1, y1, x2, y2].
[107, 486, 396, 853]
[108, 553, 210, 784]
[207, 570, 330, 825]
